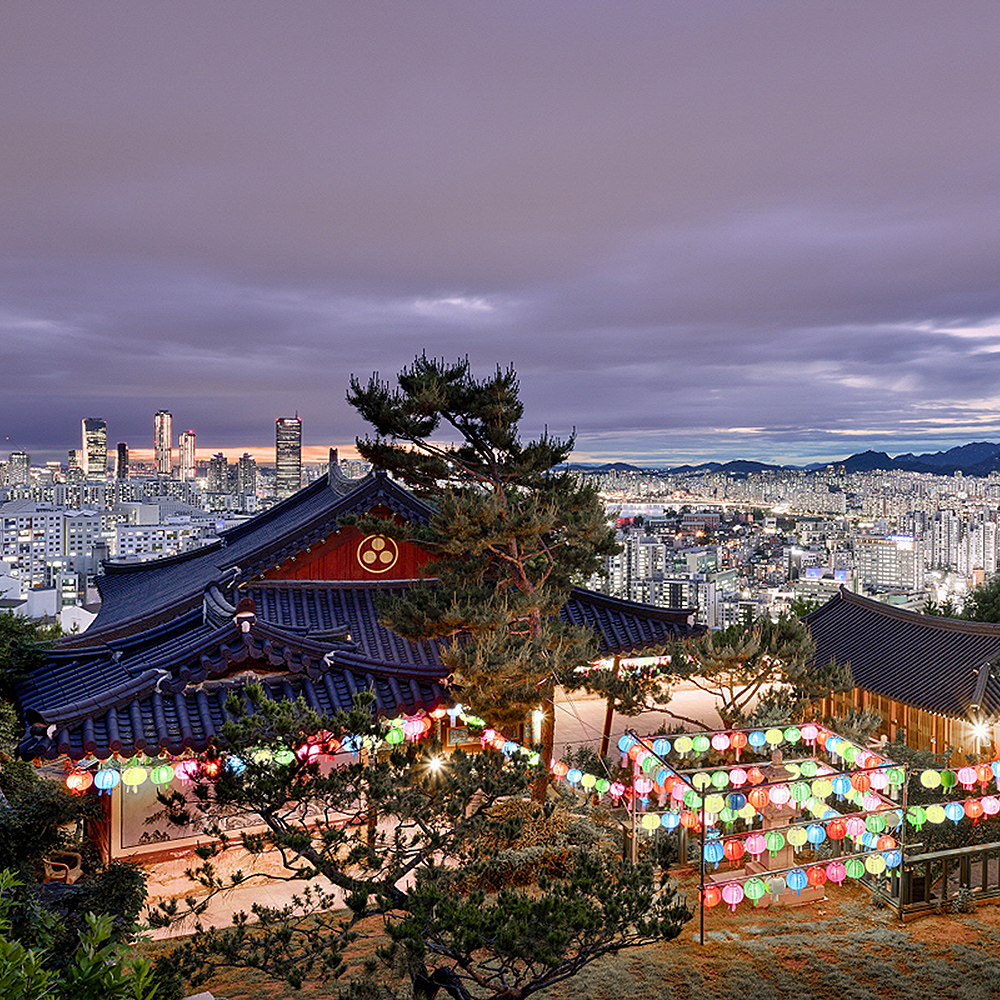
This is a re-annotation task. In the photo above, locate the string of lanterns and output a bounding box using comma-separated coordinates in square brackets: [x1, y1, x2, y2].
[61, 705, 482, 794]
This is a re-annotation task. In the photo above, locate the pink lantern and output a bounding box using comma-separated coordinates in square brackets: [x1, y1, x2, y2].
[729, 767, 748, 787]
[174, 759, 200, 782]
[801, 724, 819, 743]
[845, 816, 866, 838]
[711, 733, 731, 752]
[634, 776, 654, 796]
[768, 784, 791, 806]
[957, 767, 977, 791]
[609, 781, 626, 800]
[745, 833, 766, 861]
[670, 783, 687, 803]
[721, 882, 744, 912]
[869, 770, 889, 791]
[826, 861, 847, 885]
[982, 796, 1000, 816]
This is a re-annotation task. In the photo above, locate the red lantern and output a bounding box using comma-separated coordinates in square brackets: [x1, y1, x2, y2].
[723, 839, 745, 863]
[877, 835, 897, 850]
[747, 788, 769, 811]
[806, 865, 828, 887]
[65, 770, 93, 794]
[746, 766, 764, 785]
[701, 885, 722, 908]
[850, 773, 871, 793]
[551, 761, 569, 778]
[680, 810, 700, 829]
[729, 732, 748, 759]
[202, 758, 222, 778]
[966, 799, 985, 821]
[826, 819, 847, 840]
[976, 764, 992, 788]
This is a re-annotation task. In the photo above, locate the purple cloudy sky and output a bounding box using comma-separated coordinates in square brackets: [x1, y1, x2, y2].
[3, 1, 999, 467]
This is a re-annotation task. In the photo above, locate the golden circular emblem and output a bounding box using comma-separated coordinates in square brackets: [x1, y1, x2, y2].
[356, 534, 399, 574]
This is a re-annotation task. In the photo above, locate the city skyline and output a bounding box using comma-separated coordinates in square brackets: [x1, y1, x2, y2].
[3, 3, 999, 467]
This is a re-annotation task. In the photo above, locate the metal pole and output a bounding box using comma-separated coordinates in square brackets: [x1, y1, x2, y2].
[699, 788, 706, 946]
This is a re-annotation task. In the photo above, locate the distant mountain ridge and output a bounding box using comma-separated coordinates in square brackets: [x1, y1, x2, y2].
[570, 442, 1000, 476]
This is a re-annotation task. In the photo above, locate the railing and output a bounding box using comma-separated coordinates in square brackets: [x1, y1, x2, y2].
[865, 842, 1000, 916]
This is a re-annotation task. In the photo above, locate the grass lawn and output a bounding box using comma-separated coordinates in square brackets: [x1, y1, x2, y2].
[141, 866, 1000, 999]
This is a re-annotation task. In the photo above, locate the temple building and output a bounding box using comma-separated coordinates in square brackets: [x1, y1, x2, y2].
[809, 587, 1000, 758]
[16, 461, 700, 861]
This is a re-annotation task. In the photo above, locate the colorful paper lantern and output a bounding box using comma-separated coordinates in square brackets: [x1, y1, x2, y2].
[831, 775, 851, 799]
[721, 882, 745, 911]
[748, 788, 769, 811]
[906, 805, 927, 830]
[844, 858, 865, 879]
[674, 736, 693, 755]
[799, 759, 819, 778]
[765, 831, 785, 857]
[746, 766, 765, 786]
[692, 772, 712, 790]
[765, 728, 784, 746]
[807, 865, 828, 887]
[957, 766, 977, 790]
[661, 811, 681, 830]
[704, 841, 724, 867]
[982, 796, 1000, 816]
[786, 869, 808, 896]
[727, 792, 747, 811]
[883, 849, 902, 868]
[745, 833, 766, 860]
[765, 875, 786, 895]
[920, 769, 941, 789]
[729, 732, 748, 757]
[150, 763, 175, 786]
[864, 855, 886, 876]
[748, 730, 767, 749]
[801, 724, 819, 743]
[965, 799, 984, 821]
[783, 726, 801, 744]
[595, 778, 610, 795]
[692, 735, 711, 753]
[641, 813, 661, 831]
[65, 770, 93, 794]
[786, 826, 808, 848]
[701, 885, 722, 908]
[845, 816, 866, 838]
[944, 801, 965, 824]
[826, 861, 847, 884]
[94, 769, 121, 794]
[744, 877, 767, 905]
[769, 784, 791, 806]
[826, 819, 847, 840]
[729, 767, 748, 787]
[711, 734, 731, 752]
[711, 770, 729, 789]
[723, 839, 745, 863]
[925, 804, 946, 825]
[806, 823, 827, 846]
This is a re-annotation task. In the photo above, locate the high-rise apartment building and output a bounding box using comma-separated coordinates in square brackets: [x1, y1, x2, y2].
[81, 417, 107, 480]
[275, 416, 302, 498]
[115, 443, 129, 481]
[237, 453, 257, 496]
[8, 451, 30, 487]
[154, 410, 173, 476]
[207, 453, 230, 494]
[179, 430, 197, 481]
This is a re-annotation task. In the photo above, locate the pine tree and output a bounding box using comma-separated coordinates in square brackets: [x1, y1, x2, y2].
[346, 356, 618, 798]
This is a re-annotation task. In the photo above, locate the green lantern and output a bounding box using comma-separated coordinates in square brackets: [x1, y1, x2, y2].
[844, 858, 865, 879]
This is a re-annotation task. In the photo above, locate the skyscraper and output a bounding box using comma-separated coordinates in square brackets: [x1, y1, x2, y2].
[81, 417, 107, 479]
[8, 451, 30, 487]
[179, 430, 196, 481]
[154, 410, 172, 476]
[275, 416, 302, 498]
[115, 442, 129, 481]
[237, 452, 257, 496]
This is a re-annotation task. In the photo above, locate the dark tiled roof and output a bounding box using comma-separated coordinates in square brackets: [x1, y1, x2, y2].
[244, 581, 703, 662]
[77, 471, 434, 639]
[245, 581, 445, 667]
[16, 605, 445, 761]
[563, 588, 703, 654]
[805, 587, 1000, 719]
